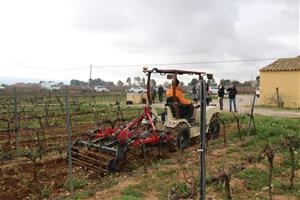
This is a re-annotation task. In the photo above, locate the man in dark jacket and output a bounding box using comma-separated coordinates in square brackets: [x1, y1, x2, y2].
[218, 83, 225, 110]
[226, 84, 237, 112]
[192, 85, 197, 101]
[158, 85, 164, 103]
[151, 86, 156, 103]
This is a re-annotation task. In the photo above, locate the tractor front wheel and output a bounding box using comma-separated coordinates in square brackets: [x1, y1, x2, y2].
[207, 113, 221, 140]
[166, 123, 190, 151]
[177, 126, 190, 149]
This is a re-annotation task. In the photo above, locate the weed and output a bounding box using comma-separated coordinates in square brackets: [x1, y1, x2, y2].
[155, 169, 176, 178]
[121, 184, 148, 198]
[158, 159, 174, 165]
[65, 177, 89, 190]
[67, 191, 94, 200]
[184, 152, 193, 158]
[98, 179, 118, 190]
[212, 181, 225, 192]
[115, 195, 141, 200]
[226, 147, 240, 154]
[152, 159, 174, 169]
[273, 179, 300, 196]
[41, 184, 53, 198]
[177, 182, 189, 194]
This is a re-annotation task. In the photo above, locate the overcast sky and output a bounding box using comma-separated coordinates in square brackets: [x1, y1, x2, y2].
[0, 0, 299, 84]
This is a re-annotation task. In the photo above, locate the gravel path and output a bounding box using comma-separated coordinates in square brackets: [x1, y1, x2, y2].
[211, 95, 300, 118]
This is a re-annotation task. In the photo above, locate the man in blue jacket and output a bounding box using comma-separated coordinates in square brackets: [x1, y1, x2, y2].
[227, 84, 238, 112]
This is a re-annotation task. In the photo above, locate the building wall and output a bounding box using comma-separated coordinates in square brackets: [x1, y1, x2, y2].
[260, 71, 300, 108]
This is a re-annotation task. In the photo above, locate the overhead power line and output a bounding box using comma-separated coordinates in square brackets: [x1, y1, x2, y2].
[93, 58, 280, 68]
[25, 57, 280, 73]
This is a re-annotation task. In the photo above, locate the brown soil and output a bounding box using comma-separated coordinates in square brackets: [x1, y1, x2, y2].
[1, 115, 298, 200]
[143, 189, 159, 200]
[0, 156, 68, 200]
[273, 195, 299, 200]
[231, 178, 247, 192]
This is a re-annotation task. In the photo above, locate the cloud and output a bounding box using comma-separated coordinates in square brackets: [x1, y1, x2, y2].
[70, 0, 298, 58]
[71, 0, 240, 56]
[0, 0, 298, 83]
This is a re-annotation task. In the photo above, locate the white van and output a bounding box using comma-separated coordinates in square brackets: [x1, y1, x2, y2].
[95, 86, 109, 92]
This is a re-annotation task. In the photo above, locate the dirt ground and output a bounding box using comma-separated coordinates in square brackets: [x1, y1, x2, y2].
[1, 95, 298, 199]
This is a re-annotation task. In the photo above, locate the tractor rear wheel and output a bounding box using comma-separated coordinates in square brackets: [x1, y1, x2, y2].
[166, 123, 190, 150]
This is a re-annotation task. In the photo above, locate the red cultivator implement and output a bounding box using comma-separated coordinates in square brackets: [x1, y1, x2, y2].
[72, 67, 221, 174]
[71, 105, 172, 174]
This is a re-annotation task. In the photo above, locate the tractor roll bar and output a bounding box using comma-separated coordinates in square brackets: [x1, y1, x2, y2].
[144, 68, 207, 76]
[143, 67, 213, 106]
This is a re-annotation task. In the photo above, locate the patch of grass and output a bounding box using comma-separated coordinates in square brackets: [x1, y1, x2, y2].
[64, 179, 118, 200]
[155, 169, 176, 178]
[152, 159, 175, 170]
[226, 147, 241, 154]
[121, 184, 148, 198]
[240, 139, 262, 153]
[231, 182, 243, 194]
[280, 152, 300, 170]
[151, 177, 179, 200]
[67, 191, 94, 200]
[183, 152, 193, 158]
[41, 184, 53, 199]
[177, 182, 189, 194]
[65, 177, 89, 190]
[205, 174, 213, 183]
[212, 181, 225, 193]
[220, 112, 237, 124]
[157, 158, 174, 165]
[273, 179, 300, 197]
[115, 195, 141, 200]
[234, 168, 268, 191]
[98, 179, 119, 190]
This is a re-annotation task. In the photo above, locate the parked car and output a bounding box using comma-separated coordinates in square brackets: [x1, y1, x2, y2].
[52, 85, 61, 90]
[210, 87, 218, 95]
[128, 87, 146, 93]
[95, 85, 109, 92]
[0, 85, 5, 90]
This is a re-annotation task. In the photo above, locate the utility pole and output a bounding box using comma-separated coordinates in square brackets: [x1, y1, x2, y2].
[89, 64, 92, 88]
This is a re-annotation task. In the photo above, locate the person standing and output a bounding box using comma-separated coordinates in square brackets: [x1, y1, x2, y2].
[192, 84, 197, 102]
[218, 83, 225, 110]
[206, 83, 211, 106]
[227, 84, 238, 112]
[151, 86, 156, 103]
[158, 85, 164, 103]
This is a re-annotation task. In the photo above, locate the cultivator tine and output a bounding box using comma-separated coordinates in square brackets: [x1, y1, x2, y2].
[71, 139, 120, 173]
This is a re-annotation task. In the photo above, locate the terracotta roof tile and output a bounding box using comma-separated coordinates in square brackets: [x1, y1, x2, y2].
[260, 55, 300, 72]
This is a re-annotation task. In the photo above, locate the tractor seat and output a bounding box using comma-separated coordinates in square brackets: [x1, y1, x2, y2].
[166, 97, 194, 122]
[165, 96, 182, 118]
